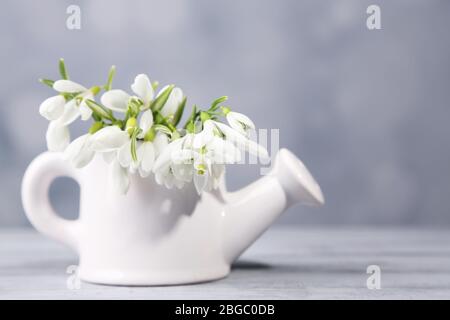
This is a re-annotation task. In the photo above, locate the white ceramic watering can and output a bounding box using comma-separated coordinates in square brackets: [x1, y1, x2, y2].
[21, 148, 324, 285]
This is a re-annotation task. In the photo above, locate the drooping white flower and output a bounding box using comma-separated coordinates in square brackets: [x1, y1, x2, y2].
[226, 111, 255, 136]
[89, 125, 134, 195]
[136, 142, 155, 177]
[141, 132, 169, 178]
[116, 110, 161, 177]
[153, 128, 241, 194]
[90, 125, 129, 152]
[39, 95, 66, 121]
[52, 80, 94, 125]
[131, 74, 154, 107]
[154, 163, 185, 189]
[53, 80, 87, 93]
[190, 136, 240, 194]
[101, 74, 154, 113]
[46, 120, 70, 152]
[213, 121, 268, 160]
[158, 85, 184, 118]
[153, 136, 190, 189]
[137, 109, 153, 139]
[100, 89, 131, 113]
[63, 134, 95, 168]
[192, 120, 216, 149]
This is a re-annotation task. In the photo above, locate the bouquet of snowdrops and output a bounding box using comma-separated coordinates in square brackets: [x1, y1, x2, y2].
[39, 59, 268, 194]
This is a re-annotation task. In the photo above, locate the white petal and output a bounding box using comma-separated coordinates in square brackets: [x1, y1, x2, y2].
[139, 110, 153, 136]
[64, 134, 94, 168]
[39, 95, 65, 121]
[59, 99, 80, 126]
[79, 101, 93, 120]
[117, 140, 132, 168]
[209, 137, 241, 164]
[131, 74, 154, 106]
[153, 133, 169, 155]
[171, 149, 196, 165]
[91, 126, 129, 152]
[101, 89, 130, 113]
[53, 80, 86, 93]
[152, 138, 183, 172]
[160, 87, 183, 117]
[193, 120, 215, 149]
[46, 121, 70, 152]
[193, 171, 208, 195]
[214, 121, 268, 159]
[172, 163, 193, 182]
[140, 142, 155, 172]
[233, 112, 255, 128]
[111, 159, 130, 194]
[227, 112, 255, 135]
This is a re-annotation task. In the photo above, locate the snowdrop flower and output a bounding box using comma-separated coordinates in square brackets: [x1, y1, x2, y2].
[53, 80, 94, 125]
[101, 74, 154, 113]
[89, 125, 131, 194]
[153, 136, 192, 189]
[213, 121, 268, 160]
[63, 134, 95, 168]
[117, 110, 161, 177]
[38, 59, 271, 196]
[191, 136, 241, 194]
[222, 107, 255, 136]
[39, 95, 66, 121]
[193, 119, 264, 160]
[137, 131, 168, 177]
[192, 120, 216, 149]
[90, 125, 129, 152]
[154, 129, 241, 194]
[158, 85, 184, 118]
[46, 120, 70, 152]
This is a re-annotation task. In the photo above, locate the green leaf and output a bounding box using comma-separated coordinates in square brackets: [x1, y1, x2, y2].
[104, 65, 116, 91]
[183, 105, 198, 129]
[59, 58, 69, 80]
[210, 96, 228, 111]
[172, 96, 186, 126]
[151, 85, 174, 111]
[85, 99, 114, 121]
[39, 78, 55, 88]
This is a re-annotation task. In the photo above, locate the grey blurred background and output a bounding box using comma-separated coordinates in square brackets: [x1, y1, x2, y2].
[0, 0, 449, 227]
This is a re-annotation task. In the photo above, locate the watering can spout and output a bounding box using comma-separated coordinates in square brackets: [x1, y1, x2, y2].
[222, 148, 324, 263]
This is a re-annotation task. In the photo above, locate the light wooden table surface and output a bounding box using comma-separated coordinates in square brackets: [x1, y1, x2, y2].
[1, 226, 449, 299]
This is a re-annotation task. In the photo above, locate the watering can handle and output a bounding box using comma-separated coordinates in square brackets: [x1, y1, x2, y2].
[21, 152, 80, 251]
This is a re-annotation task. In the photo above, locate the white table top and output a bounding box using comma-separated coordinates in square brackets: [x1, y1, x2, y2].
[1, 226, 449, 299]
